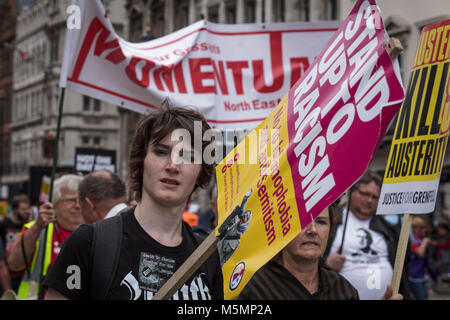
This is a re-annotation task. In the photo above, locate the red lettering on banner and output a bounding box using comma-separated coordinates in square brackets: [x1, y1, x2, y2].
[174, 63, 187, 93]
[189, 58, 216, 93]
[226, 61, 249, 95]
[71, 16, 318, 98]
[290, 57, 310, 88]
[93, 29, 126, 64]
[71, 17, 126, 80]
[125, 56, 155, 88]
[212, 60, 229, 95]
[154, 64, 175, 92]
[252, 98, 281, 110]
[224, 100, 252, 112]
[253, 32, 284, 93]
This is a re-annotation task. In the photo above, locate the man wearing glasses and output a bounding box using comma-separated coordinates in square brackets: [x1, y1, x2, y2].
[6, 174, 83, 299]
[323, 170, 413, 300]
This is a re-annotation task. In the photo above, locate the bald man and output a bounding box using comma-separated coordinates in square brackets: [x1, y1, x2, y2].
[78, 170, 128, 224]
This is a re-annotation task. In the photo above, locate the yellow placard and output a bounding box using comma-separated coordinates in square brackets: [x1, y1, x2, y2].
[216, 96, 303, 299]
[378, 19, 450, 214]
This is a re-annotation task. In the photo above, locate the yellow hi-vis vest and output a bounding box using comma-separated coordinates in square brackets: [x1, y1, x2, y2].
[16, 221, 54, 299]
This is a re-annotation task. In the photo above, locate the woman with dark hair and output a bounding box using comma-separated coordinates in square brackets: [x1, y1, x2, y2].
[43, 106, 223, 300]
[238, 204, 402, 300]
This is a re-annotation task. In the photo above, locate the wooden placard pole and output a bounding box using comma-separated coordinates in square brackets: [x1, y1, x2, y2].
[382, 37, 410, 296]
[390, 214, 412, 295]
[152, 37, 404, 301]
[152, 232, 218, 300]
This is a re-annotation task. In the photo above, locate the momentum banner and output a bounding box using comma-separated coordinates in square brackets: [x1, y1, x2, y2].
[216, 0, 405, 299]
[61, 0, 339, 129]
[377, 19, 450, 215]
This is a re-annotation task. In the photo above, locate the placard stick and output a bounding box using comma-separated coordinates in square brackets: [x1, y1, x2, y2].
[153, 37, 404, 301]
[391, 214, 412, 295]
[153, 232, 218, 300]
[386, 37, 403, 60]
[384, 37, 407, 295]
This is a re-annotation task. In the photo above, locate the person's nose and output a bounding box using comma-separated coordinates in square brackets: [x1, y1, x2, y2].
[165, 153, 181, 173]
[305, 221, 318, 234]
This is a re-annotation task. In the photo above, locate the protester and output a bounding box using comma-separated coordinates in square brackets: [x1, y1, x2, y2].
[182, 200, 201, 227]
[6, 174, 83, 299]
[196, 184, 219, 235]
[324, 170, 412, 299]
[238, 204, 402, 300]
[43, 106, 223, 300]
[431, 222, 450, 280]
[0, 194, 32, 292]
[408, 216, 432, 300]
[0, 237, 11, 294]
[182, 210, 199, 227]
[0, 195, 32, 250]
[77, 170, 127, 223]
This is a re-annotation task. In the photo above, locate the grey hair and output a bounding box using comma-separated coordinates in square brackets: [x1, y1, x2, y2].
[52, 174, 83, 204]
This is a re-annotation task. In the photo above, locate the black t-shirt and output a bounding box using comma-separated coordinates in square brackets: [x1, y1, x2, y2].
[0, 237, 5, 260]
[0, 217, 23, 250]
[43, 208, 223, 300]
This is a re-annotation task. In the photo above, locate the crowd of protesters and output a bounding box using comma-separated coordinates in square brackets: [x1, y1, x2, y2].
[0, 106, 449, 300]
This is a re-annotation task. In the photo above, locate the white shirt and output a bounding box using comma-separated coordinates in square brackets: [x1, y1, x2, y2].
[330, 209, 393, 300]
[104, 203, 128, 220]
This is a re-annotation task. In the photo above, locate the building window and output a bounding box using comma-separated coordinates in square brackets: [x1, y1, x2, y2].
[325, 0, 337, 20]
[273, 0, 285, 22]
[94, 99, 101, 112]
[50, 33, 59, 62]
[83, 95, 91, 111]
[93, 136, 101, 145]
[195, 0, 203, 21]
[83, 95, 102, 113]
[81, 136, 90, 145]
[174, 0, 190, 30]
[244, 0, 256, 23]
[151, 0, 165, 37]
[208, 5, 219, 23]
[299, 0, 310, 21]
[226, 0, 237, 24]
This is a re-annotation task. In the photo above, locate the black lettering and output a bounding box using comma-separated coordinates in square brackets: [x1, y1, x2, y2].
[402, 142, 412, 176]
[421, 139, 435, 175]
[409, 141, 421, 175]
[430, 136, 440, 174]
[435, 135, 449, 174]
[394, 142, 405, 177]
[414, 140, 427, 175]
[386, 143, 397, 178]
[418, 65, 438, 136]
[396, 69, 420, 139]
[410, 68, 429, 137]
[430, 62, 450, 134]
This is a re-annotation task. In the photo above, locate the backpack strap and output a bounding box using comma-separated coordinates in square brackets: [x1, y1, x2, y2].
[90, 214, 123, 300]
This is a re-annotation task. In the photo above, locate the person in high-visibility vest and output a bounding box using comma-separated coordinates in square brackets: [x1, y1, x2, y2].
[6, 174, 84, 299]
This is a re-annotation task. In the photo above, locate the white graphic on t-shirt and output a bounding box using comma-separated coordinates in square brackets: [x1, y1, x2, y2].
[138, 252, 175, 292]
[120, 271, 211, 300]
[351, 228, 379, 264]
[330, 210, 393, 299]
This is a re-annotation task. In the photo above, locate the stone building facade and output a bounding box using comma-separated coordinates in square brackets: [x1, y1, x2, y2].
[1, 0, 128, 203]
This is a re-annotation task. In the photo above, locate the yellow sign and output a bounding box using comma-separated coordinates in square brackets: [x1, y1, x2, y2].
[378, 19, 450, 214]
[216, 96, 302, 299]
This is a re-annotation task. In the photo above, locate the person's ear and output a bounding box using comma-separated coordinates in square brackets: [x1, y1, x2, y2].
[85, 197, 95, 210]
